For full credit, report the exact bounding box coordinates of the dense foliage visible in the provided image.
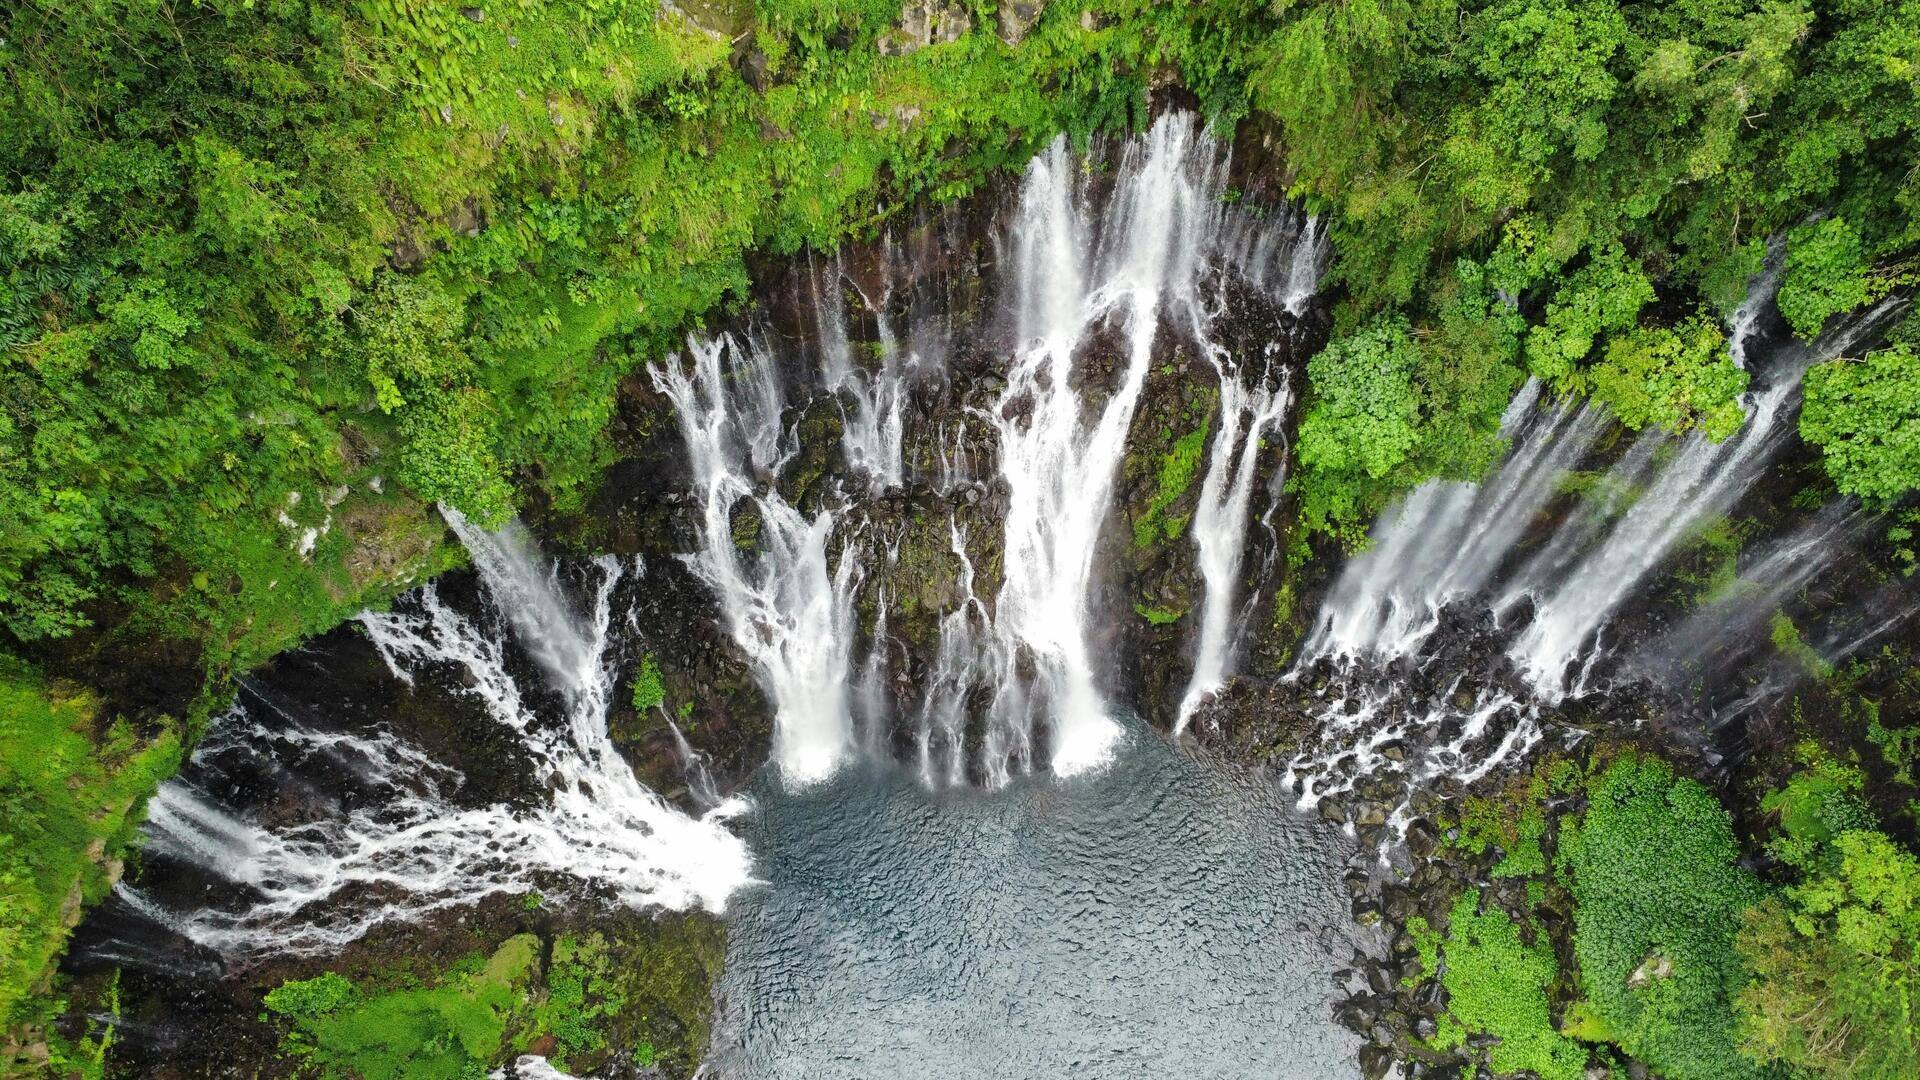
[6,0,1919,1070]
[1429,891,1588,1080]
[1801,341,1920,503]
[0,660,178,1033]
[1735,754,1920,1080]
[1559,755,1767,1080]
[1738,831,1920,1079]
[7,0,1916,664]
[1276,0,1920,538]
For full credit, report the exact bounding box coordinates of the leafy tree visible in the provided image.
[1525,244,1655,394]
[1295,315,1423,536]
[1780,218,1874,340]
[1737,831,1920,1080]
[1799,345,1920,502]
[1590,314,1747,440]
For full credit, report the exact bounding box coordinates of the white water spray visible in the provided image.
[653,336,861,785]
[123,516,751,954]
[1176,358,1292,731]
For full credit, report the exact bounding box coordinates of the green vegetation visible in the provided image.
[8,0,1915,655]
[265,936,540,1080]
[1800,343,1920,503]
[1447,762,1577,879]
[1132,417,1211,548]
[631,654,667,712]
[262,916,723,1079]
[1132,602,1185,626]
[0,660,179,1032]
[1402,914,1441,986]
[7,0,1920,1068]
[1428,892,1588,1080]
[1588,315,1746,440]
[1266,0,1920,539]
[1737,830,1920,1080]
[1559,754,1767,1080]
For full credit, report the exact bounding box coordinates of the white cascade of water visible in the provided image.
[916,518,991,786]
[1280,213,1329,316]
[1302,381,1610,661]
[652,334,862,785]
[124,524,751,955]
[812,255,906,489]
[1508,300,1904,697]
[981,111,1233,779]
[1727,235,1786,369]
[1176,355,1292,731]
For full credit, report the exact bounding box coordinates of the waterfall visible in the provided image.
[651,112,1324,786]
[812,255,906,489]
[1283,290,1907,821]
[119,517,751,955]
[982,112,1236,777]
[652,335,862,785]
[1727,235,1786,369]
[1302,381,1609,662]
[1507,299,1903,697]
[1175,359,1292,731]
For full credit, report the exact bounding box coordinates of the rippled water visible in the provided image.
[710,723,1363,1079]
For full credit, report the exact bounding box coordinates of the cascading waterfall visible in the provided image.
[1283,290,1909,818]
[652,335,862,785]
[1302,381,1611,662]
[117,514,751,955]
[980,112,1305,777]
[1507,300,1903,696]
[658,111,1320,787]
[812,254,907,489]
[1175,356,1293,731]
[1726,235,1786,369]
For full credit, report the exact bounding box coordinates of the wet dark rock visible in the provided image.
[1406,818,1440,859]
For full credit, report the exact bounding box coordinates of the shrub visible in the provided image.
[1590,314,1747,440]
[1559,754,1767,1080]
[1779,218,1872,340]
[1799,344,1920,503]
[1430,891,1589,1080]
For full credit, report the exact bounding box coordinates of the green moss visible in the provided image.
[1133,602,1186,626]
[527,935,620,1068]
[1132,417,1212,549]
[1770,612,1835,681]
[1403,914,1442,987]
[1447,762,1564,878]
[1760,746,1875,870]
[632,655,667,713]
[266,936,540,1080]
